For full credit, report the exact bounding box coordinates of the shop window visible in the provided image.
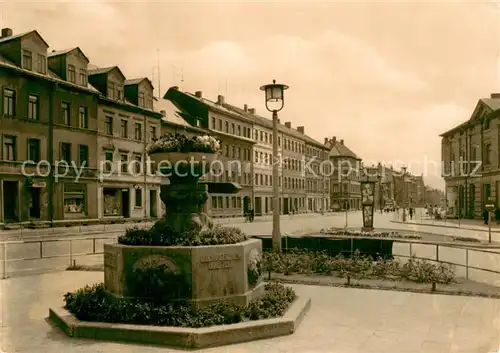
[103,188,121,216]
[135,188,142,207]
[64,184,86,215]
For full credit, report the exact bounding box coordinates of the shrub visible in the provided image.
[63,281,295,328]
[118,224,248,247]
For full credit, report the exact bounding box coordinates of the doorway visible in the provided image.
[149,190,157,218]
[121,190,130,218]
[255,197,262,216]
[283,198,289,214]
[3,181,18,222]
[29,187,41,219]
[243,196,250,215]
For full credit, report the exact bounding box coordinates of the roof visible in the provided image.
[48,47,89,63]
[154,97,196,128]
[0,54,100,94]
[0,30,49,47]
[440,96,500,137]
[165,88,326,148]
[325,139,360,159]
[124,77,153,88]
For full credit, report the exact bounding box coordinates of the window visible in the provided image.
[3,135,16,161]
[117,88,123,101]
[135,188,142,207]
[61,102,70,125]
[225,121,229,132]
[67,65,76,83]
[28,95,39,120]
[484,117,491,130]
[28,138,41,162]
[78,107,88,128]
[485,143,492,165]
[218,119,222,130]
[78,145,89,167]
[64,184,86,215]
[104,151,113,172]
[22,50,32,70]
[134,123,142,140]
[61,143,71,162]
[36,54,46,74]
[107,82,115,100]
[105,116,113,135]
[120,120,128,138]
[212,117,216,129]
[134,154,142,174]
[120,153,128,173]
[78,68,87,86]
[3,89,15,116]
[138,92,145,107]
[150,126,156,140]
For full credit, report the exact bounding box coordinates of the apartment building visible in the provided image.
[0,28,101,225]
[441,94,500,218]
[163,88,255,218]
[88,68,164,221]
[304,128,330,212]
[324,137,362,210]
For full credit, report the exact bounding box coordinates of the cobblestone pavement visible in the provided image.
[1,271,499,353]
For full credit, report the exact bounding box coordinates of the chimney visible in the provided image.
[297,126,304,134]
[340,139,344,145]
[332,136,337,143]
[195,91,202,98]
[248,108,255,114]
[160,110,166,117]
[1,28,12,38]
[491,93,500,99]
[285,122,291,128]
[324,137,329,144]
[171,86,179,90]
[217,95,225,105]
[244,104,248,112]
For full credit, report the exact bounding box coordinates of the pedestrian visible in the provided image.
[409,207,414,220]
[495,208,500,225]
[483,209,489,225]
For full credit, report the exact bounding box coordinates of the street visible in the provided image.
[1,211,500,286]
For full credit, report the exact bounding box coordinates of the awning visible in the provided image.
[201,182,243,194]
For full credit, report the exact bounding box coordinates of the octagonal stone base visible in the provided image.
[104,239,265,308]
[48,296,311,349]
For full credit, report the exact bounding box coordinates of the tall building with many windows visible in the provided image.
[0,28,101,225]
[441,94,500,218]
[164,88,255,218]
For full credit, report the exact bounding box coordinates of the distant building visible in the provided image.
[324,137,362,211]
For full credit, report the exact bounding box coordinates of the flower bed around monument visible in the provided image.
[320,228,422,240]
[63,281,296,328]
[146,133,220,155]
[263,249,456,286]
[118,224,248,246]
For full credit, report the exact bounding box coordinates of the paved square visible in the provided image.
[1,271,499,352]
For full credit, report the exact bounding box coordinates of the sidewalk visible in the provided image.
[392,216,500,233]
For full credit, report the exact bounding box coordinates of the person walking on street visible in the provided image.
[495,208,500,225]
[409,207,414,220]
[483,209,489,225]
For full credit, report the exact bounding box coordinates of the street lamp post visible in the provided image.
[377,162,383,214]
[402,166,407,222]
[260,80,289,253]
[486,196,495,244]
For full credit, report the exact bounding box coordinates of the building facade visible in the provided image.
[441,94,500,218]
[0,28,103,226]
[164,88,255,218]
[304,127,330,212]
[88,68,164,221]
[325,137,362,211]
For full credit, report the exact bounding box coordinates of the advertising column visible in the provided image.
[361,181,375,231]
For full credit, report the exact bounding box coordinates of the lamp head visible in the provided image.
[260,79,289,112]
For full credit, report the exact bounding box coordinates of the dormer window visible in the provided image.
[79,68,87,86]
[138,92,145,107]
[36,54,46,74]
[22,50,32,70]
[68,65,76,83]
[107,82,115,100]
[117,88,123,101]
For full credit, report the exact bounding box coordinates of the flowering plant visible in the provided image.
[146,133,220,155]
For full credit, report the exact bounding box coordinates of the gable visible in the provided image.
[22,30,49,49]
[468,100,491,123]
[68,47,89,63]
[109,66,126,82]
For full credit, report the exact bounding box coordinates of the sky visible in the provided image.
[2,0,500,189]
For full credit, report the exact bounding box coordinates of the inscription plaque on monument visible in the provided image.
[199,253,241,271]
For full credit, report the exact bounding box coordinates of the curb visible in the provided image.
[390,220,500,234]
